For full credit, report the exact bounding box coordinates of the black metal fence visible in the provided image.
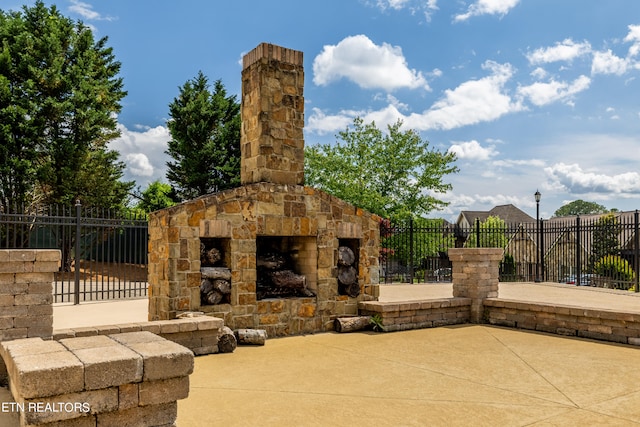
[380,212,640,292]
[0,202,148,303]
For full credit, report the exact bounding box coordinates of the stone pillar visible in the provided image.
[0,249,60,384]
[448,248,503,323]
[240,43,305,186]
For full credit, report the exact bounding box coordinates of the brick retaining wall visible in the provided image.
[484,299,640,345]
[358,298,471,332]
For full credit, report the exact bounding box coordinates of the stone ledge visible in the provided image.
[52,316,224,355]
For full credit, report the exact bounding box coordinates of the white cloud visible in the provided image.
[125,153,154,177]
[404,61,521,130]
[545,163,640,195]
[108,123,171,187]
[526,39,592,65]
[68,0,114,21]
[591,49,629,75]
[493,159,546,168]
[373,0,439,21]
[305,107,363,135]
[448,140,498,160]
[454,0,520,22]
[377,0,411,10]
[517,75,591,107]
[530,67,548,80]
[624,24,640,57]
[312,35,429,91]
[307,61,521,134]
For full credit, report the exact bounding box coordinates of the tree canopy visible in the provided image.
[165,72,240,201]
[304,117,458,220]
[553,200,608,217]
[133,180,176,213]
[0,1,131,211]
[465,216,509,249]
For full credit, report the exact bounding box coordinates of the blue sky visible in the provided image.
[7,0,640,220]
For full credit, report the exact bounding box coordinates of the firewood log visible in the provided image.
[334,316,371,333]
[340,281,361,298]
[338,266,357,286]
[218,326,237,353]
[200,278,214,294]
[212,279,231,294]
[338,246,356,266]
[202,290,223,305]
[269,269,306,289]
[201,247,222,265]
[235,328,267,345]
[257,253,287,270]
[201,267,231,281]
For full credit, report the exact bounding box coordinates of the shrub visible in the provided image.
[594,255,635,284]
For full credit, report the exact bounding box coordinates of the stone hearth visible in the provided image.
[147,43,380,336]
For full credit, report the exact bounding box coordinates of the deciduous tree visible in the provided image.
[304,117,458,220]
[553,200,608,217]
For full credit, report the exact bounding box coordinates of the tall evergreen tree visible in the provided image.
[0,1,131,211]
[166,72,240,201]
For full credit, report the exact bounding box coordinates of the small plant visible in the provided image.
[370,314,385,332]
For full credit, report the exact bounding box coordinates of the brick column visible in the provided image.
[0,249,60,384]
[448,248,503,323]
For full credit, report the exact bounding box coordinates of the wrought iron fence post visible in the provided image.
[74,199,81,305]
[635,210,639,293]
[540,219,545,281]
[475,218,480,248]
[575,215,581,286]
[409,217,414,284]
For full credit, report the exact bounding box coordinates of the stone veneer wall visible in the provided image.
[147,183,381,336]
[484,299,640,346]
[240,43,305,187]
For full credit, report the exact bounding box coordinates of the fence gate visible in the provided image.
[0,202,148,303]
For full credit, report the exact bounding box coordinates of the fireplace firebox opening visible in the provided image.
[256,236,317,300]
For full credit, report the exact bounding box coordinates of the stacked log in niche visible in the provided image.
[338,246,359,297]
[200,244,231,305]
[256,252,315,299]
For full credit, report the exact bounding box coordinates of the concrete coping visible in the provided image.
[359,298,472,313]
[52,316,224,340]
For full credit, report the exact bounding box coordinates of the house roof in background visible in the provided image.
[457,204,535,226]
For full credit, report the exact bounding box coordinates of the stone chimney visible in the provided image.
[240,43,305,186]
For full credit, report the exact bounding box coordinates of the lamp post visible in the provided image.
[534,190,542,283]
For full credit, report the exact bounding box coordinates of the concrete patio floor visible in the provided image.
[3,283,639,426]
[180,324,640,426]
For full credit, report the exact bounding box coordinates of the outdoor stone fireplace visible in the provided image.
[147,43,381,336]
